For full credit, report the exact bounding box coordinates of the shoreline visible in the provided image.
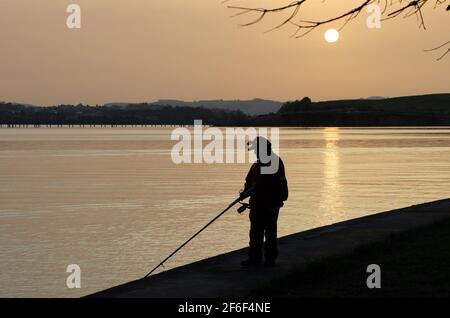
[88,198,450,298]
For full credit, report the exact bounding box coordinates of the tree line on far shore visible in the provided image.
[1,93,449,127]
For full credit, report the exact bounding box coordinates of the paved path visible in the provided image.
[88,198,450,298]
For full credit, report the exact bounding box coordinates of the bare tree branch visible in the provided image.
[425,41,450,60]
[227,0,449,59]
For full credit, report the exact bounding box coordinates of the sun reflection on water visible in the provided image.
[320,128,345,223]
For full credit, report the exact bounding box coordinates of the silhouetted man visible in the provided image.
[241,137,288,267]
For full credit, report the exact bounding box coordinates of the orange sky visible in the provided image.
[0,0,449,105]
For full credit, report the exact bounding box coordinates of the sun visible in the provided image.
[324,29,340,43]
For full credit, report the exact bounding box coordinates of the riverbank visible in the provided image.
[88,198,450,298]
[251,216,450,297]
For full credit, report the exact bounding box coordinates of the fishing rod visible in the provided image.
[144,186,254,278]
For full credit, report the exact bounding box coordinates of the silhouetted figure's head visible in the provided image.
[248,136,272,162]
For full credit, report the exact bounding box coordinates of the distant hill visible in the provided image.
[261,93,450,126]
[149,98,283,115]
[2,93,450,126]
[278,94,450,113]
[364,96,386,100]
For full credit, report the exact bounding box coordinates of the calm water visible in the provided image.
[1,127,450,297]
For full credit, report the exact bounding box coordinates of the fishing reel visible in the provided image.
[237,202,250,214]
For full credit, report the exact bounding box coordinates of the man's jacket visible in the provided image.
[244,156,288,209]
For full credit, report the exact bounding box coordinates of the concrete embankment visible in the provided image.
[88,198,450,298]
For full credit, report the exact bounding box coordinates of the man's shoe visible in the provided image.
[240,259,262,267]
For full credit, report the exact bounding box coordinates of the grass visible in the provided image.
[250,217,450,297]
